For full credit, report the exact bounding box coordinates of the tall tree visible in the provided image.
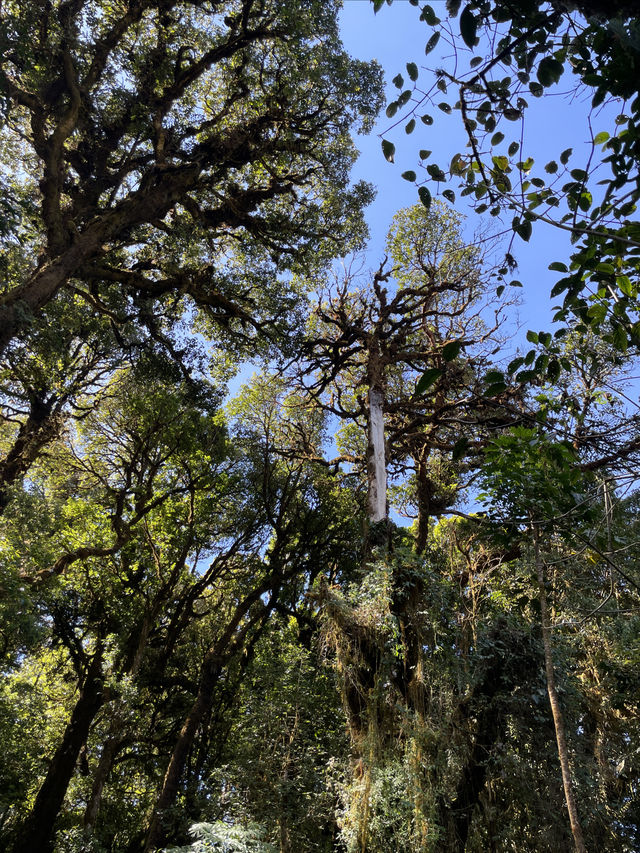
[0,0,382,353]
[299,202,519,549]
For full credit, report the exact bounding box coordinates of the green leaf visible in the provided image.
[526,330,539,343]
[438,102,452,113]
[547,359,561,382]
[427,164,446,181]
[508,141,519,156]
[612,324,628,351]
[425,31,441,55]
[385,101,398,118]
[459,5,477,48]
[419,149,431,159]
[484,370,505,384]
[515,219,532,241]
[545,160,558,173]
[382,139,395,163]
[406,62,419,81]
[548,262,568,272]
[560,147,572,165]
[578,191,592,211]
[415,367,442,394]
[442,189,456,202]
[405,118,416,134]
[450,153,466,175]
[550,274,572,297]
[593,130,609,145]
[491,131,505,145]
[503,108,521,121]
[537,57,564,87]
[617,274,634,296]
[587,303,607,325]
[420,4,439,25]
[442,340,463,360]
[421,113,434,125]
[401,170,417,182]
[392,73,404,89]
[418,186,432,209]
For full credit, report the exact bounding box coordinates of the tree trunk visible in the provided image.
[144,650,222,852]
[367,385,387,524]
[365,329,388,549]
[144,581,279,851]
[415,449,431,553]
[83,610,154,836]
[0,401,62,512]
[534,530,587,853]
[83,730,125,837]
[11,649,105,853]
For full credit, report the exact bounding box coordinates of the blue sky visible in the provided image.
[338,0,615,355]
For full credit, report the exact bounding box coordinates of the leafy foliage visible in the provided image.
[380,0,640,353]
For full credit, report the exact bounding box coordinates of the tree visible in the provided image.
[0,0,382,354]
[377,0,640,358]
[299,201,520,549]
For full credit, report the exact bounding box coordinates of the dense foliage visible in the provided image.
[1,2,639,852]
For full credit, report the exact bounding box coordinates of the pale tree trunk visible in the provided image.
[366,330,387,529]
[367,386,387,524]
[534,528,587,853]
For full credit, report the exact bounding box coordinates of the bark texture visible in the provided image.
[367,386,387,524]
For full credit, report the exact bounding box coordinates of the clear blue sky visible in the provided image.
[338,0,613,355]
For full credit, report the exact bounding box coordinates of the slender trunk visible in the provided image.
[144,650,222,852]
[365,330,387,530]
[534,529,587,853]
[415,449,430,553]
[82,613,154,835]
[144,582,279,851]
[367,385,387,524]
[11,650,104,853]
[83,731,124,836]
[279,759,290,853]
